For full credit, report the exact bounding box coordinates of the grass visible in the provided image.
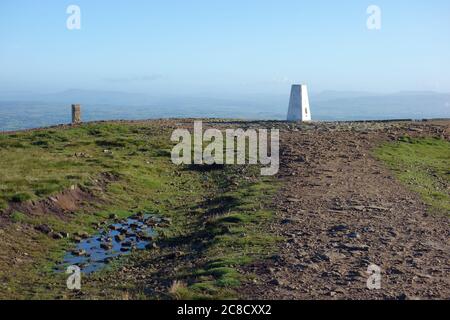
[0,123,184,208]
[0,121,280,300]
[374,136,450,214]
[10,211,27,223]
[0,122,208,299]
[167,165,280,300]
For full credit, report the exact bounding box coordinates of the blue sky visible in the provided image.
[1,0,449,96]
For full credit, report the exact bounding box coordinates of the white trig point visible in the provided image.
[287,84,312,122]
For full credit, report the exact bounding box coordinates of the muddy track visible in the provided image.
[241,121,450,300]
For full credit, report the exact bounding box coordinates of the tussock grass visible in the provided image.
[375,137,450,214]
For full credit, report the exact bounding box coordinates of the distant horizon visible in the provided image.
[1,88,449,131]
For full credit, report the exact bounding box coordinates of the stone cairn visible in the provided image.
[71,104,81,124]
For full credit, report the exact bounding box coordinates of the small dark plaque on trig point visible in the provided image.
[71,104,81,124]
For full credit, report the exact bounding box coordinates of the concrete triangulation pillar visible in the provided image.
[71,104,81,124]
[287,84,312,122]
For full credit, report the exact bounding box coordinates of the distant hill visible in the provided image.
[0,89,449,130]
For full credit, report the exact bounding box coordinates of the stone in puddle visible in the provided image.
[122,241,132,247]
[137,233,153,241]
[115,234,125,242]
[72,249,87,256]
[100,242,113,250]
[144,218,158,226]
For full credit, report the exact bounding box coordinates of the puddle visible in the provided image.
[57,214,160,274]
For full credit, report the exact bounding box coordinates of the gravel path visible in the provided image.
[242,121,450,300]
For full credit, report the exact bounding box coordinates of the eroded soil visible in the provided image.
[241,120,450,299]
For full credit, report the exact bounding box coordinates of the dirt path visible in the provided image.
[242,121,450,300]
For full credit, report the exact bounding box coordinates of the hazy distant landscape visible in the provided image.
[0,90,449,131]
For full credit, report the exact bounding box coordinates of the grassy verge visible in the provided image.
[374,136,450,214]
[0,122,279,299]
[168,165,280,299]
[0,122,207,298]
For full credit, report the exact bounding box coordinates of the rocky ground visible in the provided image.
[240,120,450,299]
